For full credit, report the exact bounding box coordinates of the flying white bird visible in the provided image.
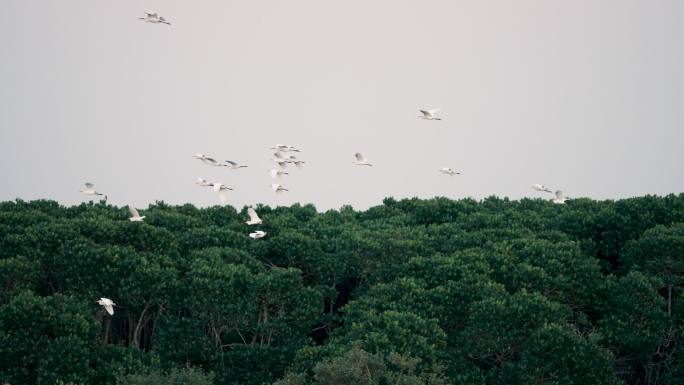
[195,178,214,187]
[272,152,294,168]
[97,298,116,315]
[213,183,233,203]
[272,158,289,168]
[288,159,306,168]
[80,183,107,200]
[271,184,289,193]
[552,190,568,204]
[270,169,289,178]
[439,167,460,176]
[249,230,267,239]
[419,109,442,120]
[270,144,299,152]
[139,12,171,25]
[532,184,553,193]
[245,207,263,225]
[353,153,372,166]
[193,153,224,167]
[128,206,145,222]
[224,160,248,169]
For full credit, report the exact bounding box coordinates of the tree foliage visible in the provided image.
[0,195,683,384]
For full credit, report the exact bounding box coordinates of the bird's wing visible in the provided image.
[128,206,140,218]
[104,304,114,315]
[247,207,260,221]
[270,169,278,178]
[85,183,94,189]
[224,160,237,167]
[427,108,440,115]
[218,190,228,203]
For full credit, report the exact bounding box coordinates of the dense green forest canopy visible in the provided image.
[1,195,684,385]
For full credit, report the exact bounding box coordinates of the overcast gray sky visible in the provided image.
[1,0,683,211]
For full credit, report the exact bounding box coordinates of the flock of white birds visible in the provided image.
[84,12,569,317]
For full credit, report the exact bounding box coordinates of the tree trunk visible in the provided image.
[128,316,134,344]
[102,317,111,347]
[131,303,150,348]
[149,306,163,349]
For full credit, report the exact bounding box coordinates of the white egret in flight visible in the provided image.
[195,178,214,187]
[139,12,171,25]
[128,206,145,222]
[552,190,568,204]
[419,109,442,120]
[271,184,289,193]
[270,144,299,152]
[213,183,233,203]
[80,183,107,200]
[224,160,248,169]
[97,298,116,315]
[439,167,460,176]
[270,169,288,178]
[353,153,372,166]
[245,207,262,225]
[192,153,223,167]
[532,184,553,193]
[249,230,267,239]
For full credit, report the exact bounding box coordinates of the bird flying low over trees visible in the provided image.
[97,297,116,315]
[245,207,262,225]
[80,183,107,201]
[128,206,145,222]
